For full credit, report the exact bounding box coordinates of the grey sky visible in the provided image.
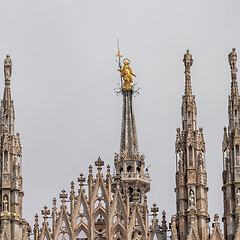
[0,0,239,230]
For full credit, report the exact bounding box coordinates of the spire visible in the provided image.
[181,50,197,131]
[0,55,30,239]
[222,48,240,240]
[119,89,139,160]
[117,51,139,160]
[174,50,209,240]
[114,50,150,208]
[228,48,239,130]
[1,55,14,136]
[183,49,193,96]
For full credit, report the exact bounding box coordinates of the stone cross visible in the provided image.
[151,203,159,218]
[60,189,68,204]
[78,173,86,188]
[95,156,104,172]
[41,205,50,221]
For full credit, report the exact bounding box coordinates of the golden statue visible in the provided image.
[118,58,136,90]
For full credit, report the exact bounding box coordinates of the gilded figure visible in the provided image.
[118,58,136,90]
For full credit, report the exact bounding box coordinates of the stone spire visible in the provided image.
[181,50,197,131]
[113,53,150,237]
[0,55,30,240]
[222,48,240,240]
[119,89,139,160]
[174,50,210,240]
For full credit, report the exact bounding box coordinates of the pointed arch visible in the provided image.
[211,224,225,240]
[128,206,146,239]
[72,190,90,228]
[74,222,90,239]
[91,176,109,210]
[186,225,200,240]
[54,206,73,240]
[110,189,127,226]
[39,222,52,240]
[111,222,127,240]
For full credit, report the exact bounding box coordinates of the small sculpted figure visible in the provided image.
[237,153,240,165]
[183,49,193,73]
[118,59,136,90]
[4,55,12,80]
[189,189,195,208]
[229,48,238,71]
[237,188,240,206]
[3,196,8,212]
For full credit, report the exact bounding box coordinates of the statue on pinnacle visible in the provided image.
[118,58,136,90]
[228,48,238,72]
[4,54,12,80]
[183,49,193,74]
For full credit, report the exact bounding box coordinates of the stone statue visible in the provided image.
[237,153,240,165]
[228,48,238,72]
[118,59,136,90]
[237,188,240,206]
[3,196,8,212]
[183,50,193,73]
[4,55,12,80]
[189,189,195,209]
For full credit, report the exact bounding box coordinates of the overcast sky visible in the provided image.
[0,0,240,231]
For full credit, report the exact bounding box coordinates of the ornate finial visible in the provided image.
[114,173,121,187]
[59,189,68,204]
[34,214,39,228]
[214,214,219,225]
[78,173,86,188]
[114,153,119,163]
[95,156,104,172]
[107,164,111,176]
[162,210,167,231]
[41,205,50,221]
[52,198,57,212]
[183,49,193,74]
[229,48,238,73]
[151,203,159,218]
[89,165,93,174]
[118,57,136,91]
[4,55,12,83]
